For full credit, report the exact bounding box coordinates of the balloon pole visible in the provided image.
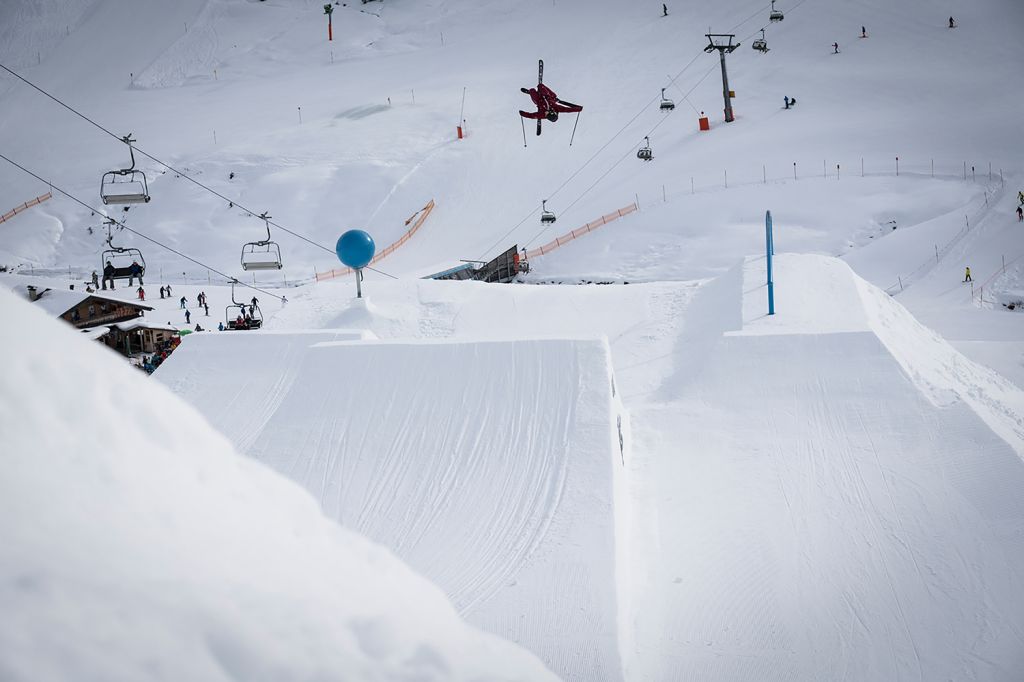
[356,269,363,298]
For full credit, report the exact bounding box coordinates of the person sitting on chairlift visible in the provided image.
[102,261,116,290]
[128,260,143,287]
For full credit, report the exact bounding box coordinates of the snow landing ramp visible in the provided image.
[158,332,625,680]
[626,254,1024,681]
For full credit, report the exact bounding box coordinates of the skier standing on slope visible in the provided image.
[1016,206,1022,221]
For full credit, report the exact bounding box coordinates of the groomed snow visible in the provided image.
[157,331,627,680]
[0,286,558,682]
[3,0,1024,678]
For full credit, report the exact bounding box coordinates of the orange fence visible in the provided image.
[524,202,637,259]
[0,192,52,224]
[315,199,435,282]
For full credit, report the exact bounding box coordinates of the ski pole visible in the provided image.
[520,116,527,147]
[569,111,580,146]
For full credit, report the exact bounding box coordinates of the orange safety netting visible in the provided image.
[315,199,435,282]
[524,202,637,260]
[0,192,52,224]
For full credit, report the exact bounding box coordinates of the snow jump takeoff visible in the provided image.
[519,60,583,136]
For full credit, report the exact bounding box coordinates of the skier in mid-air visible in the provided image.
[519,60,583,136]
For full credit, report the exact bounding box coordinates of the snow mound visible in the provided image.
[156,331,626,681]
[739,252,1024,457]
[0,287,558,682]
[626,253,1024,680]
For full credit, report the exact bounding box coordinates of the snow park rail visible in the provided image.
[315,200,434,282]
[524,202,637,260]
[0,192,52,224]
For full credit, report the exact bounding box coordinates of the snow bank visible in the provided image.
[0,287,558,682]
[156,331,625,681]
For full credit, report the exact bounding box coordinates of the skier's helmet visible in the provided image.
[546,111,559,122]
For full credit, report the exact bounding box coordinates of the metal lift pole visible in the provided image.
[719,50,734,122]
[705,34,739,123]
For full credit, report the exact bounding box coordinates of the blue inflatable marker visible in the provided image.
[335,230,375,298]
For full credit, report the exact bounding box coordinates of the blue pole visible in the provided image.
[766,210,775,315]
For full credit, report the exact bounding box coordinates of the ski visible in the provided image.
[537,59,544,136]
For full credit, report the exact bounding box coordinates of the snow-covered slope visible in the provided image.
[627,254,1024,680]
[157,331,627,680]
[4,0,1024,679]
[0,286,558,682]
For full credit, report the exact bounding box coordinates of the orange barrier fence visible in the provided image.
[524,202,637,259]
[0,192,52,224]
[315,199,435,282]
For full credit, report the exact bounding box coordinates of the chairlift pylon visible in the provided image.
[637,136,653,161]
[659,88,676,111]
[540,200,557,224]
[240,211,283,271]
[100,218,146,285]
[225,278,263,330]
[100,135,151,205]
[769,0,784,22]
[752,28,769,52]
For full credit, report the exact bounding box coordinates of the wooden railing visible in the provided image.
[315,199,435,282]
[524,202,637,259]
[0,192,52,224]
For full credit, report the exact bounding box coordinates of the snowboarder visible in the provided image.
[964,266,972,282]
[137,286,145,301]
[185,309,191,323]
[948,16,956,28]
[519,60,583,136]
[1017,206,1023,221]
[833,42,840,53]
[662,3,668,17]
[166,284,172,296]
[1017,190,1023,204]
[195,324,203,332]
[127,260,143,287]
[784,95,790,109]
[861,26,867,38]
[180,296,187,309]
[204,302,210,316]
[102,261,115,290]
[281,295,288,306]
[90,271,99,289]
[159,285,165,299]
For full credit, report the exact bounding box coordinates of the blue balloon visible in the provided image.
[335,230,375,269]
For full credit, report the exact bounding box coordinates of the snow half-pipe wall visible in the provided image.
[158,333,625,681]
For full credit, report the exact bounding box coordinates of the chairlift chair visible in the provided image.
[659,88,676,111]
[100,219,146,282]
[637,137,653,161]
[752,29,769,52]
[240,212,283,271]
[100,135,151,205]
[769,0,784,22]
[225,279,263,330]
[540,200,557,224]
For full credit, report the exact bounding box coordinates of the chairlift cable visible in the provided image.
[0,61,401,278]
[0,152,285,301]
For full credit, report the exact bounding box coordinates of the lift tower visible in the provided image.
[704,34,740,123]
